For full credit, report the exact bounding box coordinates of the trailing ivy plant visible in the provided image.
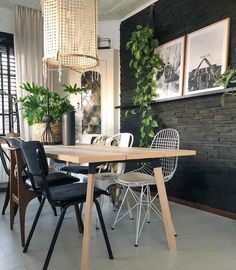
[125,25,163,147]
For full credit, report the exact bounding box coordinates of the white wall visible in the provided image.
[0,4,121,50]
[99,20,120,50]
[0,5,14,33]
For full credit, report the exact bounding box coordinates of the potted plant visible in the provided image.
[18,82,85,142]
[125,25,163,147]
[216,67,236,106]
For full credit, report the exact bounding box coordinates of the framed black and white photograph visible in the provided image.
[184,18,230,95]
[154,36,185,100]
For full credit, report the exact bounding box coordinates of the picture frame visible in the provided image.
[154,36,185,100]
[184,18,230,95]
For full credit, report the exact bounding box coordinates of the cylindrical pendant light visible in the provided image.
[41,0,99,72]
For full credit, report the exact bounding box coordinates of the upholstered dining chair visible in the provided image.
[21,141,113,270]
[61,133,134,229]
[112,128,179,246]
[59,135,108,176]
[94,133,134,208]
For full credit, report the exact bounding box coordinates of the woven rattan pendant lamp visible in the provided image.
[41,0,99,74]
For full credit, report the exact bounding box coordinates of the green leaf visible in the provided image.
[148,130,155,138]
[151,120,158,127]
[129,59,134,68]
[141,119,147,125]
[230,78,236,83]
[142,110,147,118]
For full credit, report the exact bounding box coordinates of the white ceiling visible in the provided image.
[0,0,157,20]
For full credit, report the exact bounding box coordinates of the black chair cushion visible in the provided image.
[60,165,109,174]
[60,165,90,174]
[25,172,79,189]
[46,182,109,203]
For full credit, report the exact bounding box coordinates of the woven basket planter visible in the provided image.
[32,123,62,144]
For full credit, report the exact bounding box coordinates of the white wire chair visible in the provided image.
[112,128,179,246]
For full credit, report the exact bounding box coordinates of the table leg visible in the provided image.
[154,167,176,251]
[80,173,95,270]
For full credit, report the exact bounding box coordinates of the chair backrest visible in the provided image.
[0,137,10,176]
[106,133,134,148]
[151,128,179,182]
[93,135,108,146]
[8,137,23,148]
[8,137,29,176]
[106,133,134,174]
[20,141,50,192]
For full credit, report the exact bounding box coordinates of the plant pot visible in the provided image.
[32,123,62,144]
[62,111,75,145]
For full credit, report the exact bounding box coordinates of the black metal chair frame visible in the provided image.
[21,141,113,270]
[0,136,11,215]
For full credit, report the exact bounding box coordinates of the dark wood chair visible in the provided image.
[8,138,79,247]
[9,145,38,247]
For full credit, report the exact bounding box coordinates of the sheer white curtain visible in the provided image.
[14,5,43,140]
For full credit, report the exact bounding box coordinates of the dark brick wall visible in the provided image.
[120,0,236,213]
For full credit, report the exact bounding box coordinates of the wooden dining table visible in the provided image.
[44,144,196,270]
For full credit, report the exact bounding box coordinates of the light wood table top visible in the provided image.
[45,144,196,163]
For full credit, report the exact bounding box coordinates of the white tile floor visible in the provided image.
[0,192,236,270]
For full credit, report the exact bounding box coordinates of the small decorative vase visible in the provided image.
[62,111,75,145]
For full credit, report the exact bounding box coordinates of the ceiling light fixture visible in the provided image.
[41,0,99,78]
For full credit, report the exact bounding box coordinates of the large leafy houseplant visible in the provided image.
[125,25,163,147]
[18,82,85,125]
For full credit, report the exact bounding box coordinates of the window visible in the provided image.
[81,71,101,134]
[0,32,19,135]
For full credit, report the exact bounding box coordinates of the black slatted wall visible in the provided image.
[120,0,236,214]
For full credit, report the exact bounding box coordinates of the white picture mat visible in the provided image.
[154,36,185,99]
[184,18,230,95]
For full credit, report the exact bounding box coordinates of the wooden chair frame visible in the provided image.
[9,147,38,247]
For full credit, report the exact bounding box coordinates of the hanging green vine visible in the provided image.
[125,25,163,147]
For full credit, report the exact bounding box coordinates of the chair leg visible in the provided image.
[146,186,151,223]
[112,186,130,229]
[23,197,46,253]
[150,198,177,237]
[94,199,113,260]
[79,203,83,213]
[43,205,69,270]
[125,188,133,220]
[95,196,103,230]
[74,204,84,234]
[10,201,18,230]
[2,181,10,215]
[19,203,27,247]
[14,204,18,217]
[135,186,144,247]
[51,205,57,216]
